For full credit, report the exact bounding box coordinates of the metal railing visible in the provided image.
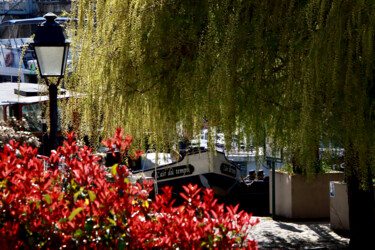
[0,0,33,15]
[36,0,72,2]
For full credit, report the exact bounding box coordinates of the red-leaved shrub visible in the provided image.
[0,127,259,249]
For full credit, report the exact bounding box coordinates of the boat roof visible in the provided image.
[0,17,71,27]
[0,82,72,106]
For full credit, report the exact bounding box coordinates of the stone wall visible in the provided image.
[270,171,345,219]
[330,182,375,232]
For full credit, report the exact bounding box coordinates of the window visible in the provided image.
[22,103,43,132]
[0,75,11,82]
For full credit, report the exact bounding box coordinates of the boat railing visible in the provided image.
[0,38,35,69]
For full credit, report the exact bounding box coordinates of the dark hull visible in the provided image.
[150,173,270,216]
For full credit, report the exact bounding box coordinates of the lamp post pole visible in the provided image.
[32,12,70,151]
[48,80,58,151]
[272,158,276,220]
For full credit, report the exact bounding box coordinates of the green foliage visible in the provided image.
[281,161,335,175]
[280,164,294,175]
[63,1,375,185]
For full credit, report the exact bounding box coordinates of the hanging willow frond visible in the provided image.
[62,0,375,182]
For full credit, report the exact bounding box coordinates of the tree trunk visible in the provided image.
[346,146,375,249]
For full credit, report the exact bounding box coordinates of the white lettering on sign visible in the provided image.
[152,165,195,180]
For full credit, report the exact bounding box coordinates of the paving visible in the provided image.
[249,217,349,249]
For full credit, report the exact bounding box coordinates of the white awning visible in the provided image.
[0,82,72,106]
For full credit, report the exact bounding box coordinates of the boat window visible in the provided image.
[141,153,173,170]
[0,75,11,82]
[25,74,38,83]
[0,106,3,121]
[6,106,9,120]
[11,76,19,82]
[22,104,63,133]
[22,103,43,132]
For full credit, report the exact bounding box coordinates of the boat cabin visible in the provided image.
[0,82,72,152]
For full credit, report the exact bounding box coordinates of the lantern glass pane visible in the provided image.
[63,46,69,74]
[35,46,66,77]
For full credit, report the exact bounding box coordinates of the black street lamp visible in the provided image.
[32,12,70,151]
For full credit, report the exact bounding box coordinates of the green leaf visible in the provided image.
[208,235,213,245]
[74,228,84,238]
[0,180,7,188]
[85,220,94,233]
[58,218,68,223]
[214,235,221,242]
[112,164,118,176]
[71,179,77,190]
[69,207,83,221]
[73,191,80,203]
[74,187,84,202]
[88,190,96,202]
[44,194,51,204]
[36,200,40,209]
[107,217,116,225]
[142,200,149,208]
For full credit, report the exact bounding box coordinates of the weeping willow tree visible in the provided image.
[63,0,375,247]
[63,1,211,151]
